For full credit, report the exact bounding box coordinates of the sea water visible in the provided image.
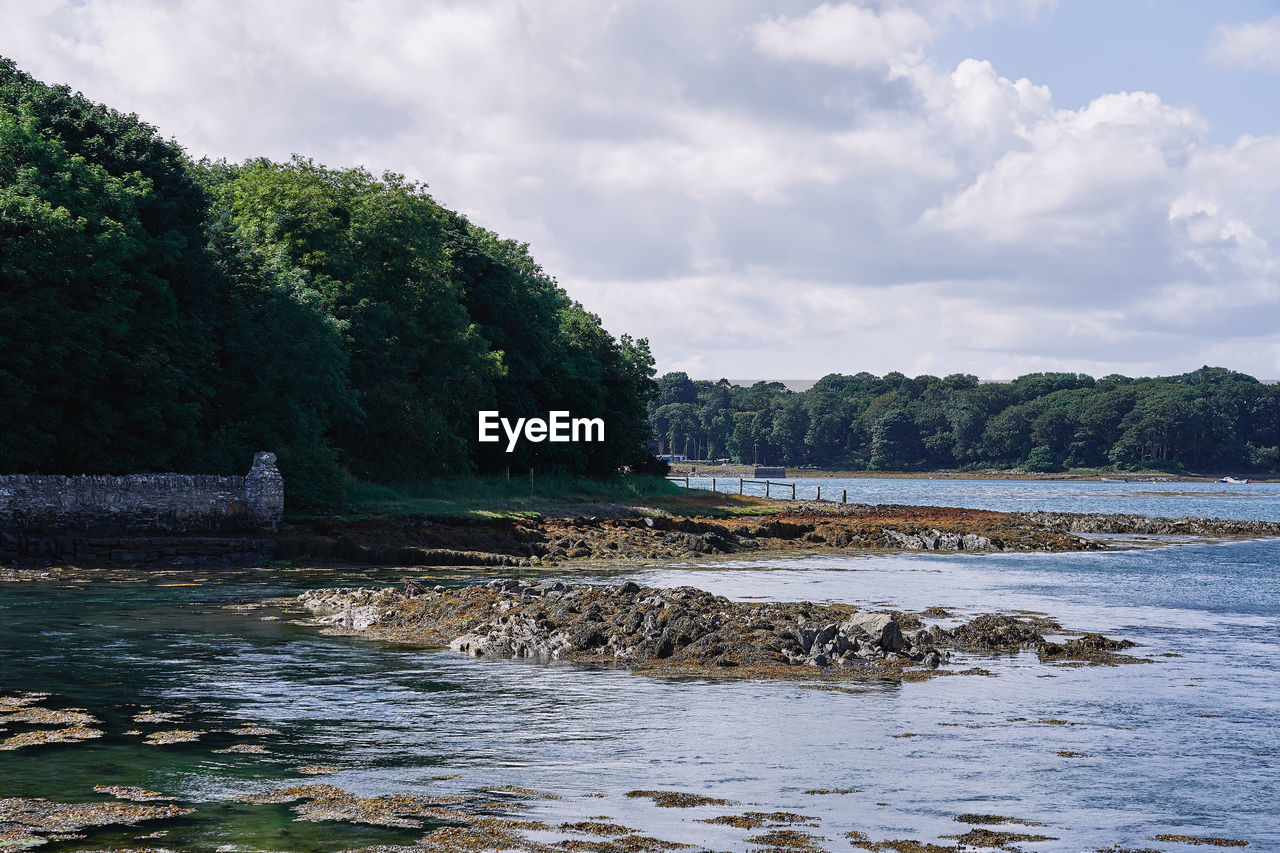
[2,489,1278,851]
[694,475,1280,521]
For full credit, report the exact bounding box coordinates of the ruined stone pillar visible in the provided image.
[244,452,284,527]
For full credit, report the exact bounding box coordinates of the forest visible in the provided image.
[0,58,658,507]
[650,368,1280,474]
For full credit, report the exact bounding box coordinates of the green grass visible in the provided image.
[284,473,785,521]
[295,474,681,520]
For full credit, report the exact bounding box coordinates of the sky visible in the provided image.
[3,0,1280,381]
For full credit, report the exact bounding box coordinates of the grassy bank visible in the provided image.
[295,474,779,521]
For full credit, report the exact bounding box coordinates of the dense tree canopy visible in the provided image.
[0,58,658,506]
[650,368,1280,474]
[0,79,214,475]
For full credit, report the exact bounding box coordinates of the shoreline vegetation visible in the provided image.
[0,57,659,512]
[649,369,1280,480]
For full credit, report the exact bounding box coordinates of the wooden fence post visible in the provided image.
[842,489,847,503]
[739,478,743,495]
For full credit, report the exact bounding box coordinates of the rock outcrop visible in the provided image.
[271,505,1097,570]
[295,579,1138,679]
[1020,510,1280,538]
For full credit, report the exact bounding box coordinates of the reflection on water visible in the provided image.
[2,529,1279,849]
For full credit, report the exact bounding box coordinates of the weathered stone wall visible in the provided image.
[0,453,284,534]
[243,451,286,526]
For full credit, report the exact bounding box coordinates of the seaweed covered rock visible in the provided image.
[1038,633,1138,664]
[295,580,1140,679]
[297,580,949,678]
[933,615,1141,665]
[938,614,1050,653]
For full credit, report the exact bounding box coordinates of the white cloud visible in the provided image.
[921,90,1205,245]
[930,59,1052,158]
[575,111,850,203]
[1205,15,1280,71]
[931,0,1057,28]
[752,3,933,69]
[748,0,1056,71]
[0,0,1277,380]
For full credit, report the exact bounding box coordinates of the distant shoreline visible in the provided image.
[667,465,1273,483]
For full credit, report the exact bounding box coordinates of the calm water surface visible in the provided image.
[691,475,1280,521]
[2,484,1278,851]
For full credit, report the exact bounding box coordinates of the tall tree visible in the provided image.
[0,103,209,473]
[219,158,498,481]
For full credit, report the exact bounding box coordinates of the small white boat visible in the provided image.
[1220,476,1251,484]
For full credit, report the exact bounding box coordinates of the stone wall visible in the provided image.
[0,453,284,534]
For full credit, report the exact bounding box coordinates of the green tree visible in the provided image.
[769,397,810,465]
[1,56,662,503]
[653,371,699,408]
[220,157,498,481]
[198,211,357,506]
[662,403,699,459]
[1030,407,1074,455]
[646,368,1280,476]
[0,106,207,473]
[870,410,922,470]
[980,406,1033,465]
[1024,445,1062,473]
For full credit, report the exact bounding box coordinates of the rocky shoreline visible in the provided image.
[6,504,1279,572]
[272,505,1280,568]
[270,504,1097,569]
[292,579,1139,681]
[1017,509,1280,537]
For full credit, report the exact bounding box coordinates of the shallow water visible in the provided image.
[2,507,1279,850]
[691,475,1280,520]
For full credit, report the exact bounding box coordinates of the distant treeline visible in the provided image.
[0,58,658,507]
[651,369,1280,473]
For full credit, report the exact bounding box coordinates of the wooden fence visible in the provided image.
[665,477,848,504]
